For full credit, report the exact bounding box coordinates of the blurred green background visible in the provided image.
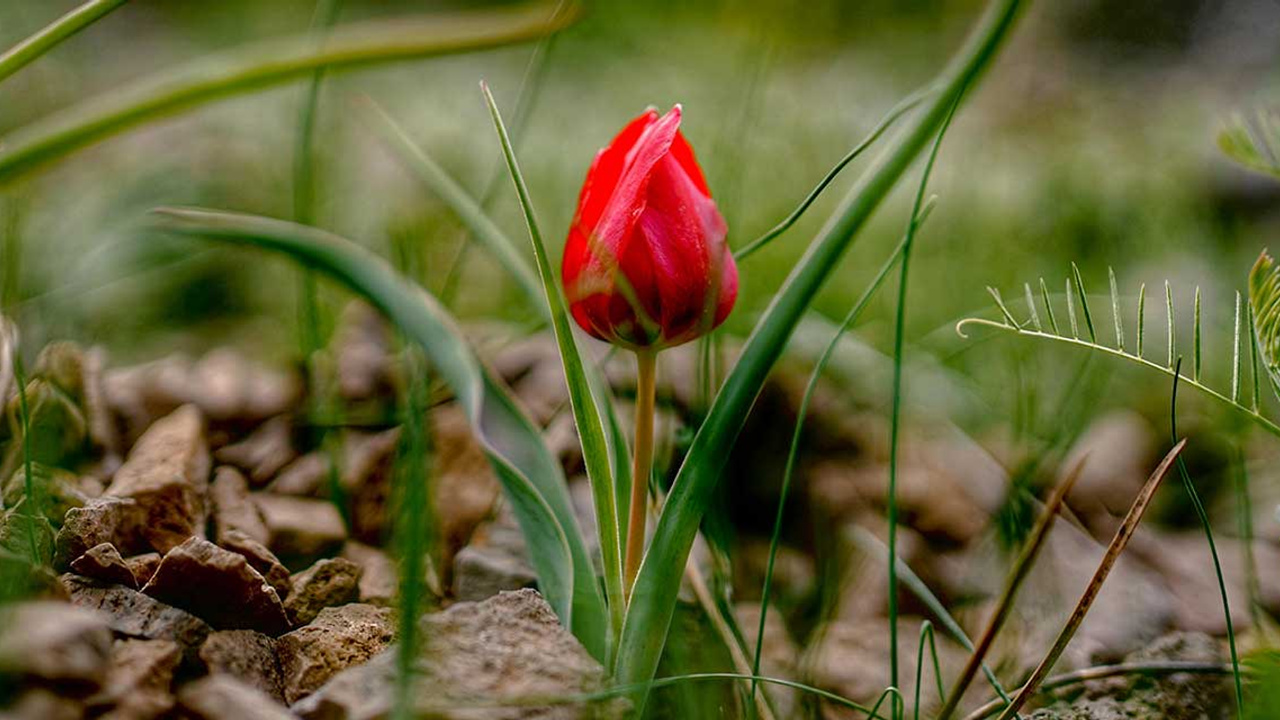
[3,0,1280,459]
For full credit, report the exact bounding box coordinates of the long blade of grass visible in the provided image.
[1166,280,1176,369]
[750,201,936,710]
[1070,263,1095,342]
[914,622,946,720]
[1168,360,1244,717]
[1136,283,1146,357]
[149,206,608,659]
[616,0,1026,703]
[1109,267,1123,351]
[733,87,934,261]
[992,437,1187,720]
[481,82,626,655]
[1038,278,1058,335]
[1234,291,1243,403]
[888,88,963,702]
[935,459,1085,720]
[363,99,543,309]
[1194,287,1203,381]
[1023,283,1041,332]
[0,2,575,184]
[0,0,129,84]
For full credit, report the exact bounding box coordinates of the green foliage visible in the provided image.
[150,207,609,660]
[1248,250,1280,402]
[0,0,129,85]
[1219,109,1280,179]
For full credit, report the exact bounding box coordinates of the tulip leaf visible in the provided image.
[614,0,1027,705]
[148,207,608,661]
[481,82,628,653]
[0,1,575,185]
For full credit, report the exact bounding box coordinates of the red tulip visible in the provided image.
[561,105,737,350]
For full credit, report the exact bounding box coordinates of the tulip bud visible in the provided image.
[561,106,738,350]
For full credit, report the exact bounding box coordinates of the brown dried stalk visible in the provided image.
[990,438,1187,720]
[934,456,1088,720]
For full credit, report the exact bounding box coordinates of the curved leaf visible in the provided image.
[1249,249,1280,403]
[149,207,608,660]
[0,0,130,85]
[0,1,574,185]
[1219,110,1280,179]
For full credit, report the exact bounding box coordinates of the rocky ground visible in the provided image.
[0,302,1263,718]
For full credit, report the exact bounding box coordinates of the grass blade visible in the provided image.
[149,206,608,659]
[1233,291,1243,404]
[616,0,1026,704]
[1023,283,1041,332]
[733,87,933,261]
[1168,360,1244,717]
[1136,283,1146,358]
[363,100,543,308]
[1109,267,1123,351]
[988,287,1019,326]
[935,459,1085,720]
[993,438,1188,720]
[1194,286,1203,381]
[483,82,626,653]
[1070,262,1096,342]
[1065,278,1079,339]
[1166,280,1176,369]
[1038,278,1058,335]
[0,0,129,84]
[0,2,574,184]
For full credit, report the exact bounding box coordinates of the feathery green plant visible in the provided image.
[957,264,1280,439]
[1219,108,1280,179]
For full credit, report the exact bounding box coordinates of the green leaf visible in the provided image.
[0,2,574,185]
[1249,249,1280,404]
[614,0,1026,702]
[0,0,129,85]
[149,207,608,660]
[481,82,626,655]
[1219,110,1280,179]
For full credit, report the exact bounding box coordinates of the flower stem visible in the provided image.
[625,349,657,597]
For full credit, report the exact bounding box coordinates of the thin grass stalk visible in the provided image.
[1233,443,1263,631]
[626,351,656,596]
[0,0,129,84]
[934,459,1085,720]
[992,438,1187,720]
[1038,278,1058,335]
[961,662,1235,720]
[1251,303,1263,411]
[1136,283,1146,358]
[615,0,1026,702]
[1109,267,1123,350]
[749,204,934,712]
[734,87,933,261]
[1194,287,1203,380]
[1166,281,1176,368]
[1168,361,1244,717]
[913,621,945,720]
[0,2,574,185]
[887,91,963,710]
[394,349,433,720]
[1233,292,1243,403]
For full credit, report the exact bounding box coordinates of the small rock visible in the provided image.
[70,543,137,588]
[268,453,328,497]
[339,542,395,606]
[452,507,535,602]
[277,604,394,704]
[123,553,162,587]
[86,638,181,720]
[338,429,399,545]
[0,601,112,694]
[3,687,85,720]
[253,494,346,568]
[142,537,289,635]
[200,630,285,703]
[177,674,298,720]
[218,529,292,601]
[285,558,362,626]
[104,405,211,554]
[433,406,500,563]
[1063,411,1158,519]
[55,497,145,568]
[209,467,270,546]
[62,574,212,663]
[333,301,396,403]
[215,417,297,487]
[293,589,617,720]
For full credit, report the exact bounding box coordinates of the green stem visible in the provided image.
[625,350,657,598]
[0,0,129,85]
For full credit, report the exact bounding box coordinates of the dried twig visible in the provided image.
[935,456,1088,719]
[991,438,1187,720]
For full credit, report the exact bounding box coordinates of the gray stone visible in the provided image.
[253,494,346,568]
[62,574,212,662]
[199,630,285,703]
[215,417,297,487]
[70,543,137,588]
[209,466,270,546]
[141,537,289,635]
[85,638,181,720]
[0,601,112,694]
[285,558,361,626]
[339,542,395,606]
[277,604,394,705]
[293,589,620,720]
[218,529,292,601]
[177,674,298,720]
